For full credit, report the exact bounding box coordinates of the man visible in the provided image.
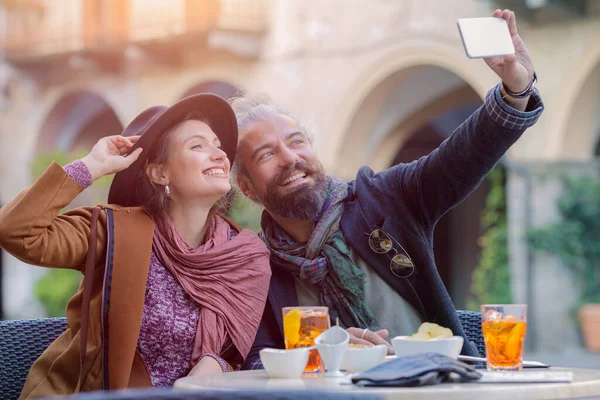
[232,9,543,369]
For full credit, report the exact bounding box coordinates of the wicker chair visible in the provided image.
[457,310,485,357]
[0,317,67,400]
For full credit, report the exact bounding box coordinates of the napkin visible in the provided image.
[351,352,482,387]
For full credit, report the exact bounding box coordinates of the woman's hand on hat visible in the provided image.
[81,135,142,181]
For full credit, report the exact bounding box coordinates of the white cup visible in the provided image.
[315,326,350,377]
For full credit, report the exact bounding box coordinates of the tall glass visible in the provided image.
[282,306,330,373]
[481,304,528,371]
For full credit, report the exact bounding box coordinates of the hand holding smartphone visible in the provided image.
[457,17,515,59]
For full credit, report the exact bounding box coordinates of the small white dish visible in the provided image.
[259,347,309,379]
[341,344,387,373]
[391,335,464,359]
[315,326,350,377]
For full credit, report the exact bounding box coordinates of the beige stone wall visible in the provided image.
[4,0,599,197]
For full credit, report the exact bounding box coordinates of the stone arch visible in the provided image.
[548,42,600,160]
[386,95,485,309]
[330,43,493,177]
[588,63,600,158]
[370,85,482,172]
[36,91,123,152]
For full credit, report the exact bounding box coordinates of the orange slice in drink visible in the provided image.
[283,308,303,346]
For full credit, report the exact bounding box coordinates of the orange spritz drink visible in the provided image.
[282,306,329,372]
[481,304,528,371]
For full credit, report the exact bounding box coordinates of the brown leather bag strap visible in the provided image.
[77,206,101,392]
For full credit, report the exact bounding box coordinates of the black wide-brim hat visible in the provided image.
[108,93,238,207]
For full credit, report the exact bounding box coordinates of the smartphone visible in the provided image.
[457,17,515,59]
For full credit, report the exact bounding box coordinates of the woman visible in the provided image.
[0,94,271,398]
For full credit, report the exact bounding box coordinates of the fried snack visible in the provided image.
[409,322,453,340]
[348,343,370,348]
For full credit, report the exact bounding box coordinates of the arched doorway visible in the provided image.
[37,91,123,152]
[338,64,492,308]
[391,102,489,309]
[558,58,600,160]
[592,63,600,157]
[36,91,123,208]
[24,91,124,318]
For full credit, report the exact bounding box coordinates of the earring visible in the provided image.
[165,184,170,197]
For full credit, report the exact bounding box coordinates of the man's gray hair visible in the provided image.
[229,92,314,181]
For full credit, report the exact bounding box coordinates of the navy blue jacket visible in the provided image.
[242,86,544,369]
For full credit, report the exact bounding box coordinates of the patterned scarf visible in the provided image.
[260,177,376,329]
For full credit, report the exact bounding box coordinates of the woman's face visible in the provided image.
[160,119,231,205]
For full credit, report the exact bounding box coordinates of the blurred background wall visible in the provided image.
[0,0,599,355]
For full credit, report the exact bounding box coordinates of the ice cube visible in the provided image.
[486,309,503,321]
[299,313,317,341]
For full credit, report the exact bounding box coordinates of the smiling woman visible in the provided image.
[138,111,233,242]
[0,94,272,398]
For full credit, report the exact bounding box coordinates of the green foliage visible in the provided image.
[31,148,114,194]
[31,149,111,317]
[34,269,81,317]
[227,193,262,232]
[528,177,600,309]
[30,149,81,175]
[467,166,513,311]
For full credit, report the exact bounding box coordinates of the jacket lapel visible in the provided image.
[268,268,299,336]
[105,207,154,389]
[340,202,427,319]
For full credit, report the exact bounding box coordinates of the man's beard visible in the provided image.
[258,161,328,220]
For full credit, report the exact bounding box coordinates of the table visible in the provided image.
[174,368,600,400]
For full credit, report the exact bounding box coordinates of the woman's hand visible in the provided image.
[81,135,142,181]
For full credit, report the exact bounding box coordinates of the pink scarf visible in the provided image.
[152,213,271,366]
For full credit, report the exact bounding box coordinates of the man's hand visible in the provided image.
[484,9,535,103]
[347,327,394,355]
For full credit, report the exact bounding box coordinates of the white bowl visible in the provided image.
[391,335,464,359]
[259,348,309,379]
[341,344,387,373]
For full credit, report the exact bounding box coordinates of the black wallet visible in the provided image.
[351,352,482,387]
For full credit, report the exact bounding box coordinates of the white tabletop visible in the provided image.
[174,368,600,400]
